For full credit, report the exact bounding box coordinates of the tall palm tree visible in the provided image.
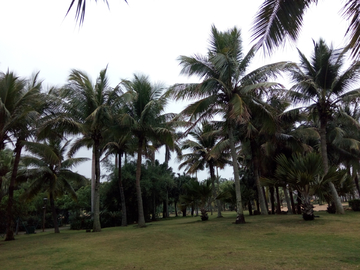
[0,71,44,241]
[63,67,115,232]
[21,139,88,233]
[171,25,291,223]
[251,0,360,59]
[120,74,174,227]
[178,121,230,217]
[288,39,360,214]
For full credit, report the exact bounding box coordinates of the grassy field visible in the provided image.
[1,210,360,270]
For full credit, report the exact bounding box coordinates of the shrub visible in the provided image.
[348,199,360,211]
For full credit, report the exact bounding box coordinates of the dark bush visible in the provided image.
[349,199,360,211]
[326,203,336,214]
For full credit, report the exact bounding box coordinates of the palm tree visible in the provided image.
[171,25,291,223]
[0,71,45,241]
[63,67,115,232]
[120,74,174,227]
[288,39,360,214]
[21,139,88,233]
[178,121,230,217]
[251,0,360,58]
[274,152,343,220]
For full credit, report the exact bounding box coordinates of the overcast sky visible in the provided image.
[0,0,350,180]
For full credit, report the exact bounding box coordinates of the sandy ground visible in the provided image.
[281,203,349,212]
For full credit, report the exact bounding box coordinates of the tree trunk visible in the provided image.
[283,185,293,214]
[136,140,146,227]
[174,201,178,217]
[296,190,302,215]
[50,193,60,233]
[152,191,156,221]
[270,186,275,214]
[5,139,23,241]
[91,150,95,213]
[228,127,245,223]
[250,139,268,215]
[118,152,127,226]
[248,200,253,215]
[92,139,101,232]
[215,173,222,217]
[319,120,344,214]
[288,186,296,214]
[275,186,281,214]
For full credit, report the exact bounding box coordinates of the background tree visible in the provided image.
[288,39,360,214]
[120,74,174,227]
[171,25,291,223]
[21,139,88,233]
[0,71,44,241]
[63,67,115,232]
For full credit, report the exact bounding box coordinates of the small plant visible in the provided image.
[200,208,208,221]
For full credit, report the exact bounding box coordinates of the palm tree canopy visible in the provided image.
[252,0,360,59]
[21,139,89,201]
[289,38,360,120]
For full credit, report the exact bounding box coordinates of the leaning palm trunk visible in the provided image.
[228,127,245,223]
[92,140,101,232]
[319,122,344,214]
[136,141,146,227]
[5,139,23,241]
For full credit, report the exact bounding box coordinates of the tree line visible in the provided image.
[1,25,360,241]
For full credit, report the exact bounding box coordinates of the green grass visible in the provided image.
[2,211,360,269]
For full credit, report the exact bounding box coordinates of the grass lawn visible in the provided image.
[1,210,360,270]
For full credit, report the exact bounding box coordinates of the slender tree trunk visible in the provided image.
[118,152,127,226]
[50,193,60,233]
[136,140,146,227]
[270,186,275,214]
[216,174,222,218]
[174,201,178,217]
[275,186,281,214]
[283,185,293,214]
[152,191,156,221]
[250,140,268,215]
[248,200,253,215]
[5,139,23,241]
[228,127,245,223]
[319,120,344,214]
[296,190,302,215]
[288,186,296,214]
[92,139,101,232]
[91,150,95,213]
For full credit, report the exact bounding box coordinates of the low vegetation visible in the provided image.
[1,211,360,270]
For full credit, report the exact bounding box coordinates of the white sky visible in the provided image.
[0,0,350,180]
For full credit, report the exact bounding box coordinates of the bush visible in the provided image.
[348,199,360,211]
[69,211,93,230]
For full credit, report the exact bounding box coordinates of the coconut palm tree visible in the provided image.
[63,67,115,232]
[21,139,88,233]
[171,25,292,223]
[119,74,174,227]
[0,71,45,241]
[251,0,360,58]
[288,38,360,214]
[178,120,230,217]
